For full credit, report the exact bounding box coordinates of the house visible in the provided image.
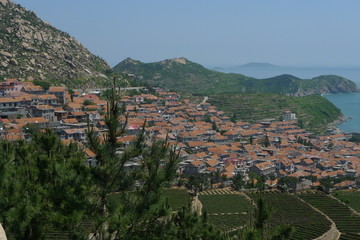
[0,97,26,119]
[250,161,275,176]
[48,86,67,104]
[317,161,333,171]
[84,148,97,166]
[282,111,297,121]
[22,84,45,95]
[276,159,295,174]
[63,128,87,142]
[184,160,206,175]
[33,94,58,106]
[333,180,356,189]
[31,105,56,122]
[14,117,48,129]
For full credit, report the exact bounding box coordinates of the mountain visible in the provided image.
[113,58,359,96]
[0,0,111,81]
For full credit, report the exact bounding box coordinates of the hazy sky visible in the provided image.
[13,0,360,67]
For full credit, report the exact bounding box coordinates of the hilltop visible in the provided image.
[113,57,359,96]
[0,0,111,81]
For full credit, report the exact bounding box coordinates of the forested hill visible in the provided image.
[113,57,359,96]
[0,0,111,81]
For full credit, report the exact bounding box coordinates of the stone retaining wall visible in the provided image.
[314,223,340,240]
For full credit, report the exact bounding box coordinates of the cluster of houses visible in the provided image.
[1,78,359,190]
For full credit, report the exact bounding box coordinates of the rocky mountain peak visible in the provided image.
[0,0,9,6]
[160,57,188,65]
[0,1,110,81]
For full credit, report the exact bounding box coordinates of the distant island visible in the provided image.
[238,62,279,68]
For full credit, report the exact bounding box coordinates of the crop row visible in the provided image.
[247,191,331,240]
[332,190,360,213]
[199,193,250,231]
[199,194,250,214]
[298,191,360,239]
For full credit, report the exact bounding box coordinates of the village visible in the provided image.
[1,78,359,192]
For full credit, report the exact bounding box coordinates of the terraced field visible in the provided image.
[198,188,250,231]
[247,191,332,240]
[207,93,341,133]
[163,188,191,210]
[298,191,360,240]
[332,190,360,213]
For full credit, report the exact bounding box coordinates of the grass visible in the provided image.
[332,190,360,213]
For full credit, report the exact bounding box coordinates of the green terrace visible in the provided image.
[198,189,250,231]
[332,190,360,213]
[298,191,360,240]
[247,191,332,240]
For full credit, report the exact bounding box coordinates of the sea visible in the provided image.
[208,65,360,133]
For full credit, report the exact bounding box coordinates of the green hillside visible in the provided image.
[113,58,359,96]
[207,93,341,133]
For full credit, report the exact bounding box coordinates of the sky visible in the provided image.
[13,0,360,67]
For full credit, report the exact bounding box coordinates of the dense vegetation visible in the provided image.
[299,191,360,240]
[113,58,358,96]
[208,93,342,133]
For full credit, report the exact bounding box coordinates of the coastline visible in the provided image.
[327,114,347,135]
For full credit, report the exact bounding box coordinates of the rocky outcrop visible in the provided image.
[0,224,7,240]
[0,1,110,81]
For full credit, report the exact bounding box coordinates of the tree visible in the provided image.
[33,80,51,91]
[0,130,92,239]
[278,176,298,192]
[232,172,245,190]
[262,134,270,147]
[212,122,218,131]
[203,114,211,123]
[83,99,95,105]
[230,113,237,123]
[163,207,222,239]
[319,176,333,193]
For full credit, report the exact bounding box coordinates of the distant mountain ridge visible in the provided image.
[0,0,111,81]
[239,62,278,68]
[113,57,359,96]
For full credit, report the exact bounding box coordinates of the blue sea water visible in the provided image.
[210,65,360,133]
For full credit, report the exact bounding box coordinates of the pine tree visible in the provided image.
[0,129,92,239]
